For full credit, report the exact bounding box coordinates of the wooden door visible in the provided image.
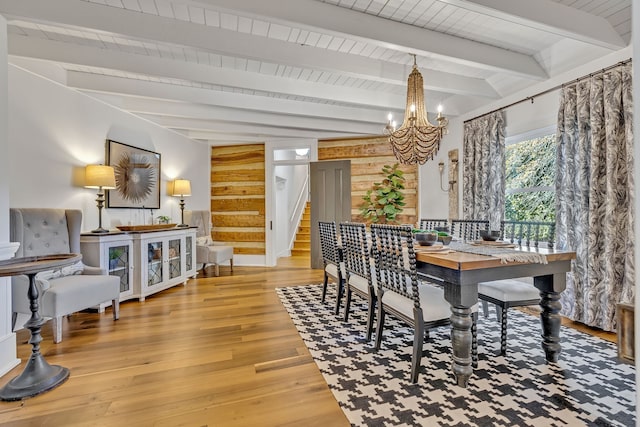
[310,160,351,269]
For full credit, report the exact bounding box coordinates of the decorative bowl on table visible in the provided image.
[438,234,453,245]
[415,232,438,246]
[479,230,501,241]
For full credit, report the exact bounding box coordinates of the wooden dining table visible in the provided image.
[415,245,576,388]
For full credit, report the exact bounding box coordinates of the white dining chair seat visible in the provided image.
[325,262,346,279]
[478,278,539,301]
[348,272,377,295]
[381,284,451,322]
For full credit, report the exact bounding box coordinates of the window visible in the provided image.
[504,126,556,222]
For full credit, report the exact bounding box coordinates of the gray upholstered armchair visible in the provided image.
[10,208,120,343]
[185,210,233,276]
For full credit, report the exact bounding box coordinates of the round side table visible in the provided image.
[0,253,81,401]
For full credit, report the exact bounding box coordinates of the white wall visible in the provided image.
[7,65,210,229]
[0,16,19,379]
[419,45,633,220]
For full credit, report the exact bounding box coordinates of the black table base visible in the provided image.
[0,258,79,401]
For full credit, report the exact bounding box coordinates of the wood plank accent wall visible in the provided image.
[318,136,418,226]
[210,144,265,255]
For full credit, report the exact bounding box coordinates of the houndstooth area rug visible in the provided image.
[276,284,636,427]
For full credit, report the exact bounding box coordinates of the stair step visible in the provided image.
[291,248,310,256]
[291,201,311,258]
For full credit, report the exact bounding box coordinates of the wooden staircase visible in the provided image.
[291,202,310,257]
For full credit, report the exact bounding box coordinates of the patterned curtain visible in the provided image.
[556,62,634,331]
[462,110,506,230]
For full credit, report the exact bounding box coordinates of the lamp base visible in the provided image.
[91,227,110,234]
[176,224,189,228]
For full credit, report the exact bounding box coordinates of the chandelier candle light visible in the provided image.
[85,165,116,233]
[172,179,191,227]
[385,55,448,165]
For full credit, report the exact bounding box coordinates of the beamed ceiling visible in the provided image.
[0,0,631,145]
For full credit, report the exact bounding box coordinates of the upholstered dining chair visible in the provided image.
[450,219,490,242]
[10,208,120,343]
[477,220,556,356]
[339,222,376,341]
[370,223,476,383]
[318,221,345,315]
[185,210,233,277]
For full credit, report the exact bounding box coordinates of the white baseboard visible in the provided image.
[0,332,19,378]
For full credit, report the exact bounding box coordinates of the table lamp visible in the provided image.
[85,165,116,233]
[172,179,191,227]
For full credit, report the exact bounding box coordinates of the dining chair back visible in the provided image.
[339,222,377,340]
[478,219,556,355]
[450,219,490,241]
[318,221,346,314]
[418,219,449,232]
[501,220,555,248]
[370,223,457,383]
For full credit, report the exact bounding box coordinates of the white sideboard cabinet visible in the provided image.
[81,227,197,303]
[80,233,135,310]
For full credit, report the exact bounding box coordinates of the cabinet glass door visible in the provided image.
[168,238,182,279]
[185,235,193,272]
[147,241,163,286]
[108,245,130,293]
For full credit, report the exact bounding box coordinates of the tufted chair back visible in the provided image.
[10,209,81,257]
[9,207,120,343]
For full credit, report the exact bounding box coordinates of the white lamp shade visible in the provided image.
[85,165,116,189]
[172,179,191,197]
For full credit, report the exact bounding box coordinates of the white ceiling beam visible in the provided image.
[8,35,403,109]
[63,71,419,122]
[201,0,547,79]
[177,130,288,144]
[0,0,499,98]
[0,0,543,81]
[438,0,626,50]
[146,115,361,139]
[110,98,382,134]
[175,130,292,144]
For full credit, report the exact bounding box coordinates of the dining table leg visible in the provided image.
[444,283,477,388]
[535,273,566,363]
[450,305,474,387]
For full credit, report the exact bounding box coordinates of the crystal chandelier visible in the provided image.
[384,55,448,165]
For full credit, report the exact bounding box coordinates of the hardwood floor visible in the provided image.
[0,256,349,427]
[0,256,618,426]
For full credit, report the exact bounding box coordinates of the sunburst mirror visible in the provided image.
[107,139,161,209]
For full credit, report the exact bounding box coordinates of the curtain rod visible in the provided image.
[463,58,632,124]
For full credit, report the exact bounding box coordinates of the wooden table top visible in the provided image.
[0,253,81,276]
[415,246,576,271]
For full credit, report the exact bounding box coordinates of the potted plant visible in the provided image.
[360,163,406,224]
[157,215,171,224]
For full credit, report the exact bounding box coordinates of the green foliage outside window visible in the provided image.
[504,134,556,222]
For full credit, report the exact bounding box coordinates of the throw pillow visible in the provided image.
[35,261,85,282]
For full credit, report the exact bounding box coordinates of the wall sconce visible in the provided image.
[85,164,116,233]
[438,159,458,192]
[172,179,191,227]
